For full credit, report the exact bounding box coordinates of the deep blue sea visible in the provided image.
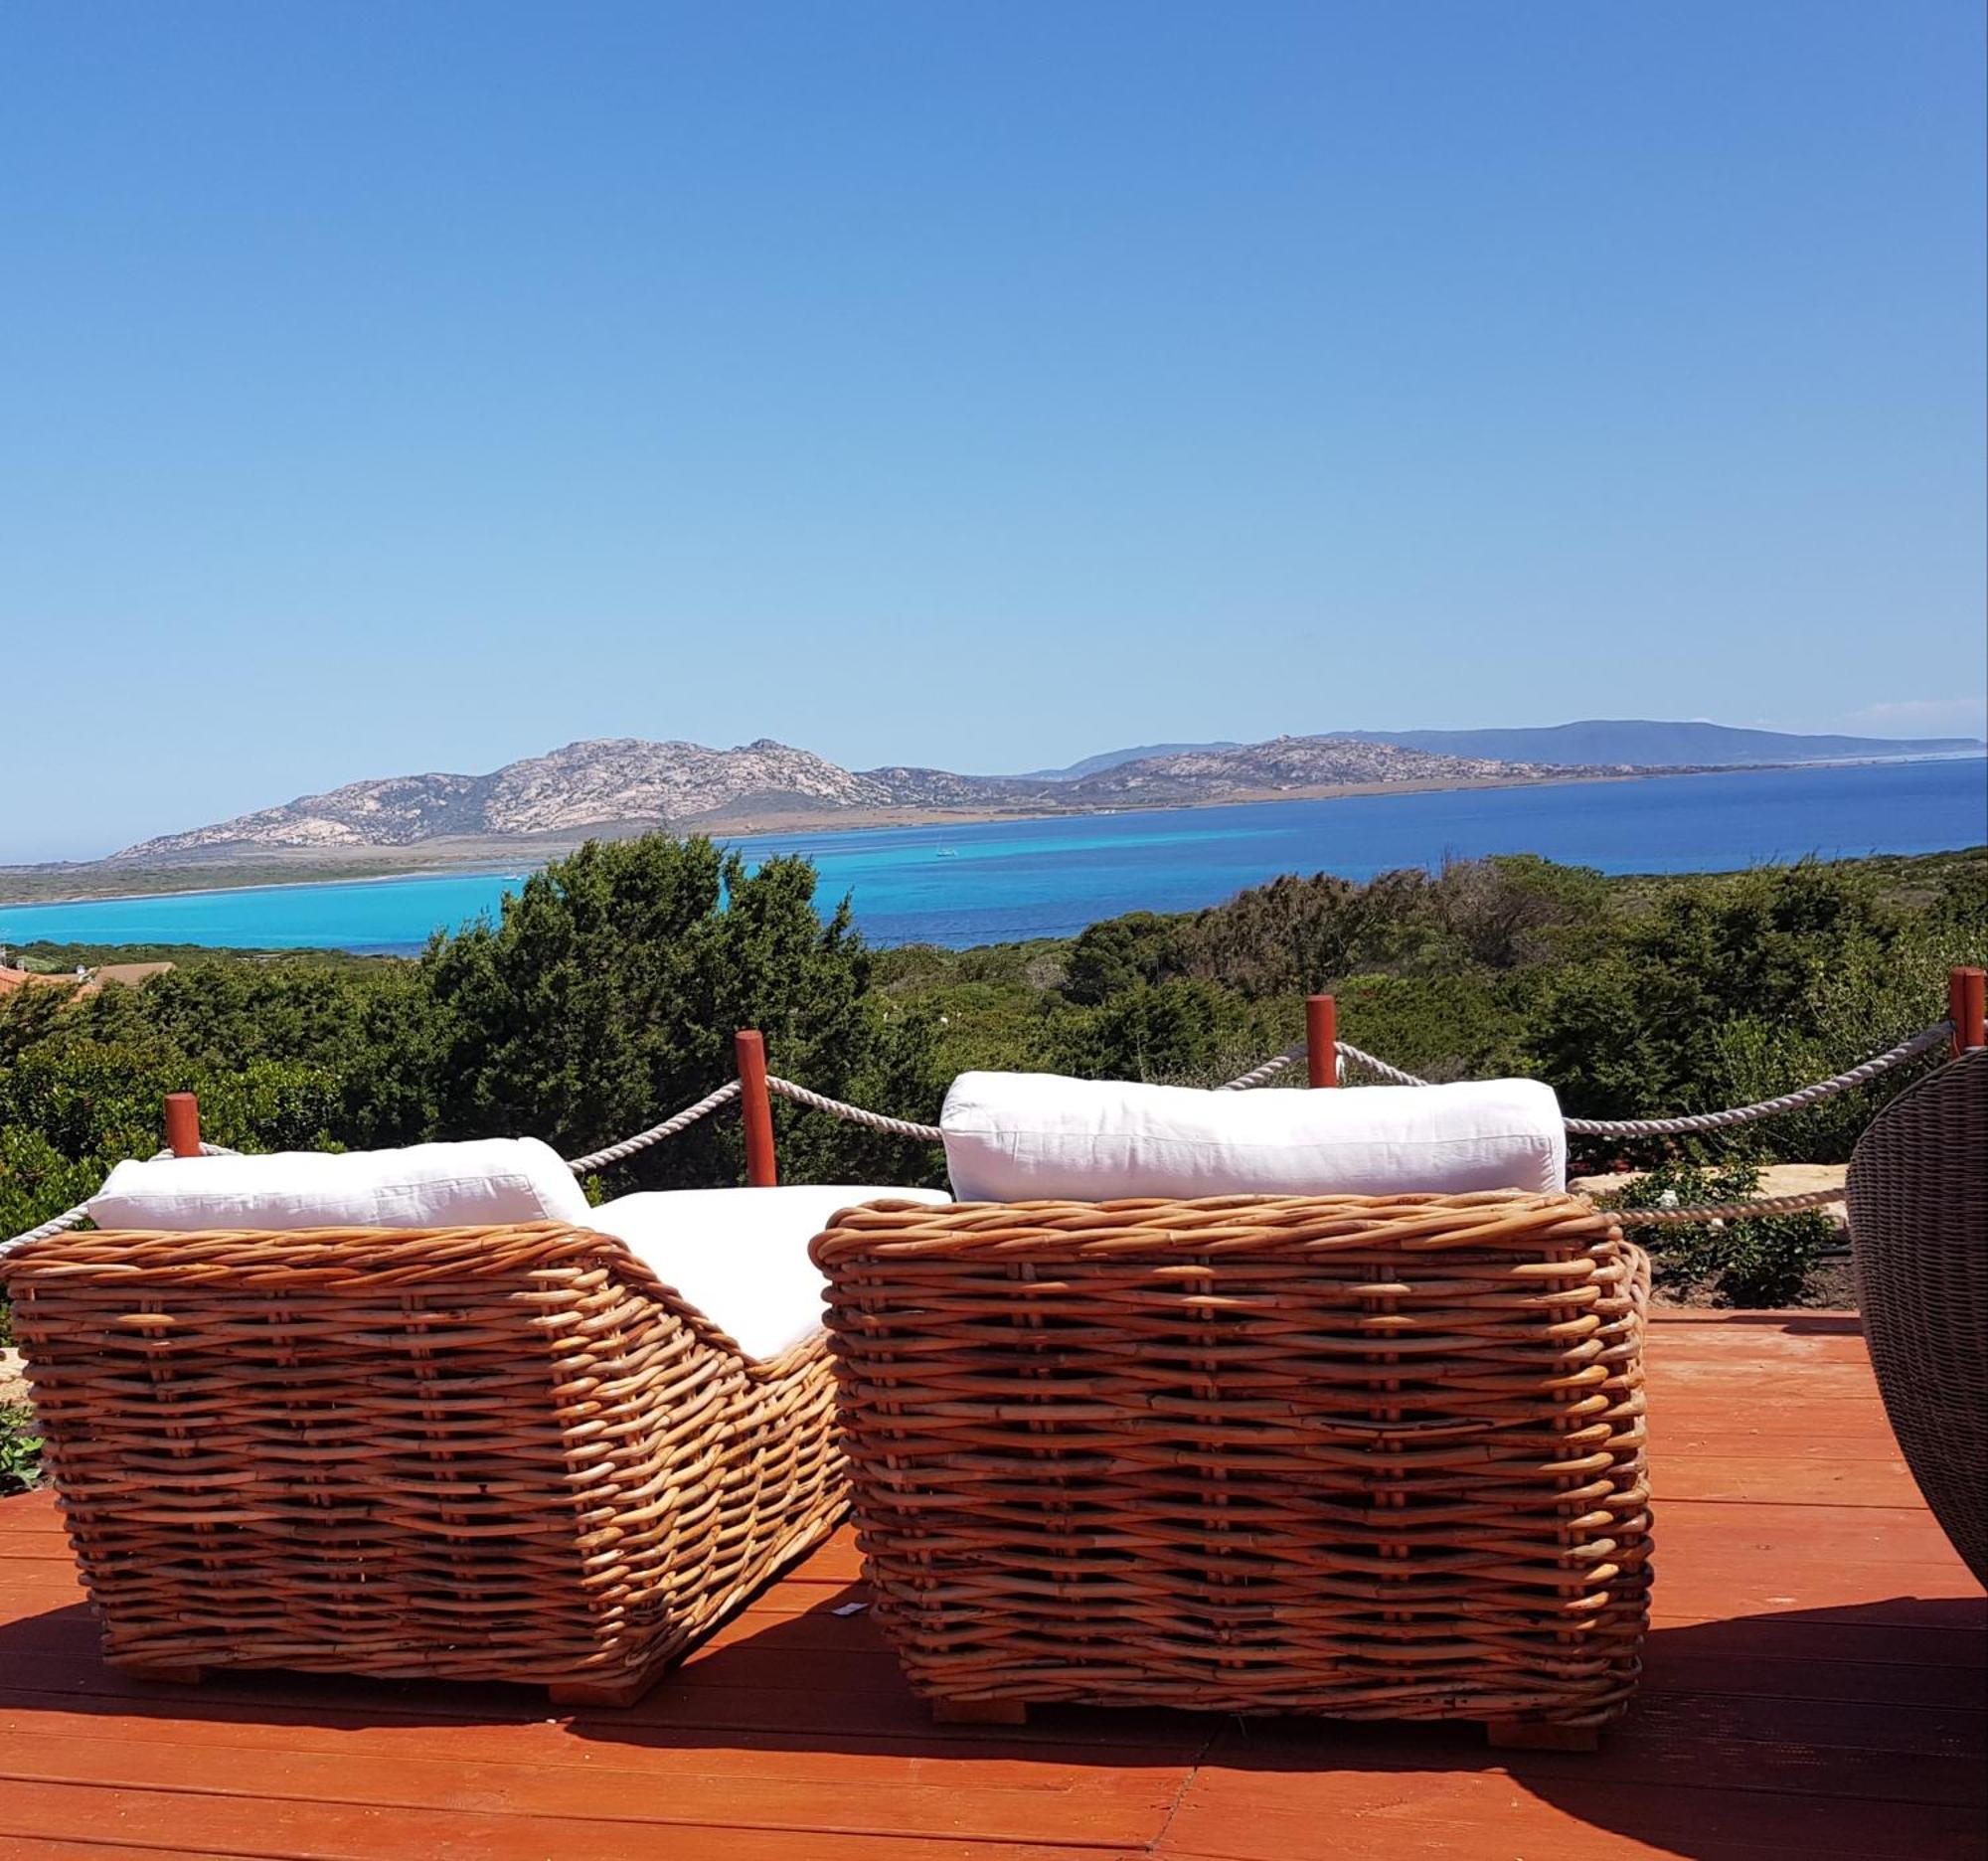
[4,760,1983,955]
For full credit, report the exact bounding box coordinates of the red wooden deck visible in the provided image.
[1,1311,1981,1861]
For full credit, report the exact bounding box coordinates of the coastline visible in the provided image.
[0,766,1671,908]
[1,756,1980,914]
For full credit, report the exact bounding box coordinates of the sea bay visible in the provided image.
[3,759,1982,956]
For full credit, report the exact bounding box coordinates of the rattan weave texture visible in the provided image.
[813,1191,1651,1731]
[1847,1047,1988,1585]
[1,1221,845,1701]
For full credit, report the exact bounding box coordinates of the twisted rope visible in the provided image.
[1219,1038,1437,1090]
[1217,1045,1306,1091]
[564,1080,744,1174]
[1233,1023,1951,1131]
[1562,1023,1950,1135]
[764,1076,944,1141]
[2,1201,91,1256]
[1336,1041,1434,1088]
[1607,1185,1845,1226]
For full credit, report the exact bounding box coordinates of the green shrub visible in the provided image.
[1598,1157,1839,1307]
[0,1404,42,1494]
[1051,978,1287,1088]
[1333,971,1533,1083]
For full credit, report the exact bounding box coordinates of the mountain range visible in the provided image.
[1025,719,1984,780]
[104,717,1980,865]
[111,735,1595,861]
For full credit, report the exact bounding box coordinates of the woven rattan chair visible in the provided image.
[1846,1046,1988,1585]
[3,1219,844,1705]
[813,1190,1651,1748]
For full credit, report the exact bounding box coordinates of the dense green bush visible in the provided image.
[1526,862,1987,1164]
[0,1027,347,1238]
[394,836,942,1192]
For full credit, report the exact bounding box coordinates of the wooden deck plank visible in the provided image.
[1175,1708,1981,1806]
[1651,1413,1930,1450]
[1645,1569,1982,1623]
[1608,1686,1982,1761]
[0,1843,257,1861]
[0,1780,1118,1861]
[0,1702,1196,1793]
[0,1728,1185,1846]
[1649,1452,1921,1506]
[0,1655,1203,1760]
[1638,1501,1969,1565]
[0,1312,1981,1861]
[1157,1783,1985,1861]
[1637,1649,1988,1709]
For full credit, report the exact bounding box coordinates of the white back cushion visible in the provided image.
[941,1072,1566,1201]
[88,1138,593,1233]
[585,1184,952,1361]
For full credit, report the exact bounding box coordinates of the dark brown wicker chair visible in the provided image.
[2,1220,845,1705]
[813,1189,1651,1747]
[1846,1046,1988,1585]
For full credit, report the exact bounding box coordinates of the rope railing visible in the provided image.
[1608,1185,1849,1227]
[763,1076,944,1142]
[566,1074,945,1171]
[1216,1045,1307,1091]
[3,1001,1970,1256]
[593,1026,1945,1152]
[1335,1041,1434,1088]
[3,1202,91,1253]
[1292,1024,1952,1116]
[1561,1024,1952,1136]
[565,1080,743,1174]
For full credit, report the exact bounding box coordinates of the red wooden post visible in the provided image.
[1306,994,1338,1089]
[735,1029,778,1187]
[1952,966,1987,1058]
[163,1093,203,1158]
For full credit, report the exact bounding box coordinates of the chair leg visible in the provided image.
[1484,1717,1600,1753]
[931,1696,1028,1726]
[112,1661,207,1686]
[549,1674,652,1710]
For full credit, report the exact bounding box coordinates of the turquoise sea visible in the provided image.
[3,760,1983,955]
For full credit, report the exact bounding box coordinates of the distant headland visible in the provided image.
[2,718,1979,907]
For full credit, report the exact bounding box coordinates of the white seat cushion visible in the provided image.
[88,1138,593,1232]
[941,1072,1566,1201]
[585,1183,952,1361]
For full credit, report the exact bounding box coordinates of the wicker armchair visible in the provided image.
[813,1190,1651,1747]
[1846,1046,1988,1585]
[2,1219,844,1705]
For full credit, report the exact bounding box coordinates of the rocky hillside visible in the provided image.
[112,734,1609,861]
[1068,737,1593,800]
[114,740,896,860]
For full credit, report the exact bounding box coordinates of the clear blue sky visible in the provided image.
[3,3,1982,861]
